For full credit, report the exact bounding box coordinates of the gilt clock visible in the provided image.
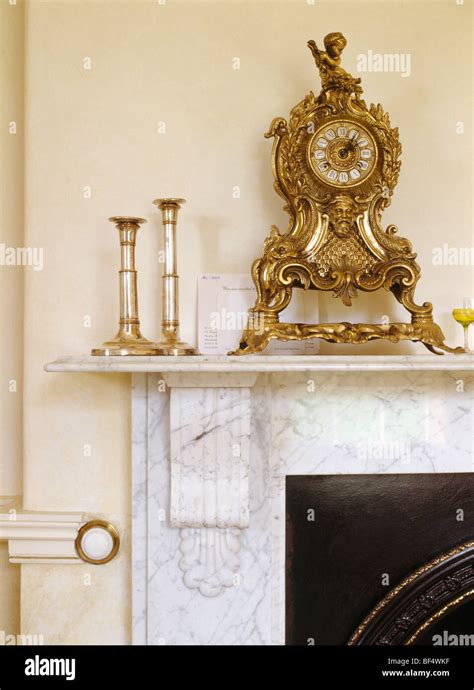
[231,32,462,356]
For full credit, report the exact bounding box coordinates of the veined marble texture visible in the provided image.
[46,354,474,374]
[132,373,272,645]
[169,386,250,529]
[132,369,473,645]
[268,370,473,644]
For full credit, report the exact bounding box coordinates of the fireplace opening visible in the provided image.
[285,473,474,646]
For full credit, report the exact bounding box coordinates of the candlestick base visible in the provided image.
[150,340,198,356]
[91,334,164,356]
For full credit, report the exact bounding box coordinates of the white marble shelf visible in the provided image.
[45,354,474,373]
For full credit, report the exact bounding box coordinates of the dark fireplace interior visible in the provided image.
[286,473,474,646]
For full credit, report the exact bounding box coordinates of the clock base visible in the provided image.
[230,320,465,356]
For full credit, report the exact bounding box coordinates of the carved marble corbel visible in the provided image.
[162,372,257,597]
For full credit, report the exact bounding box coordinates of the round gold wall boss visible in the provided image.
[75,519,120,565]
[308,120,378,188]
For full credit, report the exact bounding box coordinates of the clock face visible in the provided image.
[309,121,378,188]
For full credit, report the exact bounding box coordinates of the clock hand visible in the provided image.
[338,139,356,159]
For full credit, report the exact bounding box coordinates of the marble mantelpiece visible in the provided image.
[45,355,473,644]
[46,354,474,374]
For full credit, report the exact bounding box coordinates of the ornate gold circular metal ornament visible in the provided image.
[75,519,120,566]
[230,32,464,356]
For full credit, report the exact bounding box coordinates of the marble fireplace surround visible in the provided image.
[45,355,474,645]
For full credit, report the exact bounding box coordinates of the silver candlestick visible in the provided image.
[152,198,197,355]
[91,216,162,356]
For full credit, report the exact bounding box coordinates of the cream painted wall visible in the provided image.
[0,0,24,500]
[20,0,472,644]
[0,0,24,638]
[0,544,20,638]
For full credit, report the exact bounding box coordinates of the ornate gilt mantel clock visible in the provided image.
[232,33,462,355]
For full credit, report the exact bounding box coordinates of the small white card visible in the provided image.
[198,274,320,355]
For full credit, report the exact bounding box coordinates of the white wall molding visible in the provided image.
[0,511,84,564]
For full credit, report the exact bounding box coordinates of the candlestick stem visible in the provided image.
[153,198,197,355]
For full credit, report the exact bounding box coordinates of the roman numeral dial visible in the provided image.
[309,121,378,188]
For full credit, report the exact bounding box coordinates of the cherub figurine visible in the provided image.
[308,33,363,101]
